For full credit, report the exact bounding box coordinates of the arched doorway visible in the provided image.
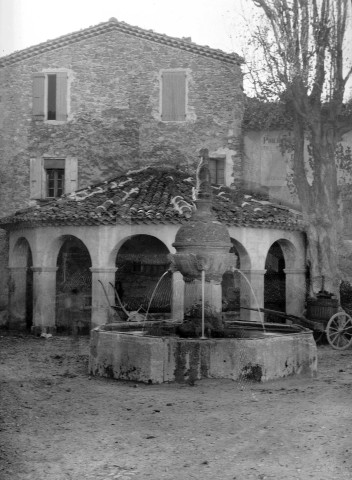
[264,242,286,321]
[56,236,92,334]
[115,235,171,317]
[10,238,33,330]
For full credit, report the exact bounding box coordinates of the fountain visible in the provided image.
[89,150,317,383]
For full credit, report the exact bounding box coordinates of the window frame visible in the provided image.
[32,71,69,123]
[209,158,225,186]
[29,157,78,200]
[46,167,65,198]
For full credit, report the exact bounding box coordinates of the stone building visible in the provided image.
[0,19,307,333]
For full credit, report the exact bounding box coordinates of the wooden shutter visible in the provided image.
[209,159,217,184]
[64,157,78,193]
[161,71,186,121]
[217,161,225,185]
[56,72,68,121]
[32,74,45,118]
[30,158,44,199]
[209,159,225,185]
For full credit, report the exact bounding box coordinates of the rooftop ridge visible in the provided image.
[0,18,243,67]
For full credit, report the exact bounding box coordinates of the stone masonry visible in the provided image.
[0,19,244,324]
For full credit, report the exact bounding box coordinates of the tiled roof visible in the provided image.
[0,18,242,67]
[0,166,304,231]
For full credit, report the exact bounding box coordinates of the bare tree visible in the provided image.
[245,0,352,296]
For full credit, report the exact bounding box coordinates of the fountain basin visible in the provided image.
[89,322,317,383]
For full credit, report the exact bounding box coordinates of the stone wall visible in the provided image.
[0,27,243,318]
[0,29,243,217]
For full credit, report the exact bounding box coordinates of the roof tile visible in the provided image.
[0,166,304,232]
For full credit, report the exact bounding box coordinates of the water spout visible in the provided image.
[200,269,206,339]
[231,267,265,332]
[145,270,170,322]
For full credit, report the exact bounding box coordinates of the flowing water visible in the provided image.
[142,264,265,336]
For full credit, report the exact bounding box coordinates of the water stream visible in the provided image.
[142,265,265,336]
[231,267,265,331]
[144,270,170,322]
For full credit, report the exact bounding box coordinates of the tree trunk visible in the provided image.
[293,116,342,298]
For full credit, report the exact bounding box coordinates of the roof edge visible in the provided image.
[0,18,243,67]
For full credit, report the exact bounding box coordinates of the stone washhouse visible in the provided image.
[0,160,307,335]
[0,17,310,332]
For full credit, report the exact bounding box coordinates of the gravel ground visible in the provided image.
[0,331,352,480]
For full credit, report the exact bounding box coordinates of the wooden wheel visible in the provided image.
[326,312,352,350]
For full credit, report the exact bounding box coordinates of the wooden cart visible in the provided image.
[248,307,352,350]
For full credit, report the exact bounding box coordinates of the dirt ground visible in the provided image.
[1,332,352,480]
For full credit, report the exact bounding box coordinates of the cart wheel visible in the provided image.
[326,312,352,350]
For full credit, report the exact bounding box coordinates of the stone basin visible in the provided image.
[89,321,317,383]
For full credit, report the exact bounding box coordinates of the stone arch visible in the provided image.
[55,235,92,334]
[264,241,286,319]
[222,238,251,315]
[9,237,33,330]
[115,234,171,316]
[264,237,306,319]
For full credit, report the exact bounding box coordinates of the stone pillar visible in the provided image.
[171,271,184,321]
[240,269,266,322]
[205,281,222,313]
[31,267,58,335]
[90,267,117,329]
[183,278,222,315]
[8,267,28,330]
[284,268,307,317]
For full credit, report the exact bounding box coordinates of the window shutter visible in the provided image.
[217,161,225,185]
[64,157,78,193]
[161,71,186,121]
[32,74,45,118]
[56,72,68,121]
[209,159,217,184]
[30,158,44,199]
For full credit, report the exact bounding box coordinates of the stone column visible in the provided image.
[183,278,222,315]
[240,269,266,322]
[31,267,58,335]
[284,268,307,317]
[8,267,28,330]
[205,281,222,314]
[90,267,117,329]
[171,271,184,321]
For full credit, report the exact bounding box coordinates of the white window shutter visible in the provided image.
[30,158,44,199]
[32,74,45,118]
[64,157,78,194]
[56,72,68,121]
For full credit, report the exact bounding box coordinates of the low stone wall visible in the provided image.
[89,326,317,384]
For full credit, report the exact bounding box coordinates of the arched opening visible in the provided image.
[11,238,33,330]
[56,236,92,334]
[264,242,286,321]
[222,241,241,316]
[115,235,171,317]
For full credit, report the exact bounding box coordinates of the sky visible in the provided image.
[0,0,251,58]
[0,0,350,97]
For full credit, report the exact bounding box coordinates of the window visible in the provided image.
[32,72,68,121]
[161,70,187,121]
[45,159,65,197]
[209,158,225,185]
[30,157,78,199]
